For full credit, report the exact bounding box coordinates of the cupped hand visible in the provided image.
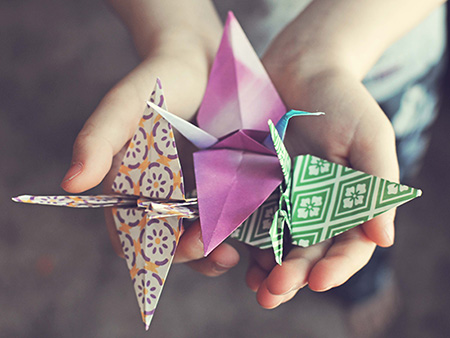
[246,31,399,308]
[60,45,239,277]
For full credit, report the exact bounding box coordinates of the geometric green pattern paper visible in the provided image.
[268,119,291,185]
[289,154,422,247]
[269,205,286,265]
[232,126,422,265]
[230,191,279,250]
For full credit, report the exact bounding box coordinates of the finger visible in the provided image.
[362,211,395,247]
[255,240,331,309]
[256,280,301,309]
[173,221,205,263]
[173,220,240,275]
[247,246,277,272]
[246,258,270,292]
[349,111,399,247]
[308,226,376,292]
[265,240,332,295]
[61,80,144,193]
[187,243,240,277]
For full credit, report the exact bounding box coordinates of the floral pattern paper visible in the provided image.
[110,79,187,329]
[13,79,195,330]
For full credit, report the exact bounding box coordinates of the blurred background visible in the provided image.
[1,1,450,337]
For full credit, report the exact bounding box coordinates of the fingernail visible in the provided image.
[282,282,307,295]
[213,262,232,273]
[384,224,395,245]
[319,285,334,292]
[62,162,83,183]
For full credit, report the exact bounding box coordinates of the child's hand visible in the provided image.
[246,0,443,309]
[61,49,240,276]
[61,0,240,277]
[246,69,398,308]
[245,0,407,307]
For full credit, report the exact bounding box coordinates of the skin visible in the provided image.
[61,0,446,309]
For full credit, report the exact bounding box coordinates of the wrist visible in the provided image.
[134,26,220,64]
[263,43,360,110]
[106,0,221,62]
[263,0,446,95]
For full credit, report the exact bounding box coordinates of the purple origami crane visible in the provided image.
[148,12,320,256]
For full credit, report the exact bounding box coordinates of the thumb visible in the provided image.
[61,82,144,193]
[60,53,210,193]
[350,110,399,247]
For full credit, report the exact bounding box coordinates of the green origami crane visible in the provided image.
[231,120,422,264]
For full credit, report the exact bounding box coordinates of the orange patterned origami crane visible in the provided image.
[13,79,197,329]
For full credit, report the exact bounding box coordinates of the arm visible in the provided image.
[61,0,240,275]
[248,0,445,308]
[266,0,446,82]
[107,0,221,63]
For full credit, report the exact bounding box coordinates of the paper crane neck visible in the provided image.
[196,11,287,138]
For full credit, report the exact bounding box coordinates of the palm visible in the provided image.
[244,56,400,308]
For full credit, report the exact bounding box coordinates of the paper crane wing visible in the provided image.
[11,194,136,208]
[112,79,184,201]
[233,119,422,265]
[196,12,286,138]
[288,154,422,247]
[111,79,185,329]
[269,122,422,262]
[194,148,283,255]
[114,209,182,330]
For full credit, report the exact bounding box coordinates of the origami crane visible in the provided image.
[231,120,422,264]
[13,79,198,329]
[12,11,422,330]
[145,12,323,257]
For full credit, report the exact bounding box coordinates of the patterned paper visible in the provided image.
[11,194,136,208]
[138,199,198,220]
[112,79,184,201]
[230,191,278,249]
[12,79,193,330]
[111,79,186,329]
[114,212,182,329]
[234,122,422,264]
[288,154,422,247]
